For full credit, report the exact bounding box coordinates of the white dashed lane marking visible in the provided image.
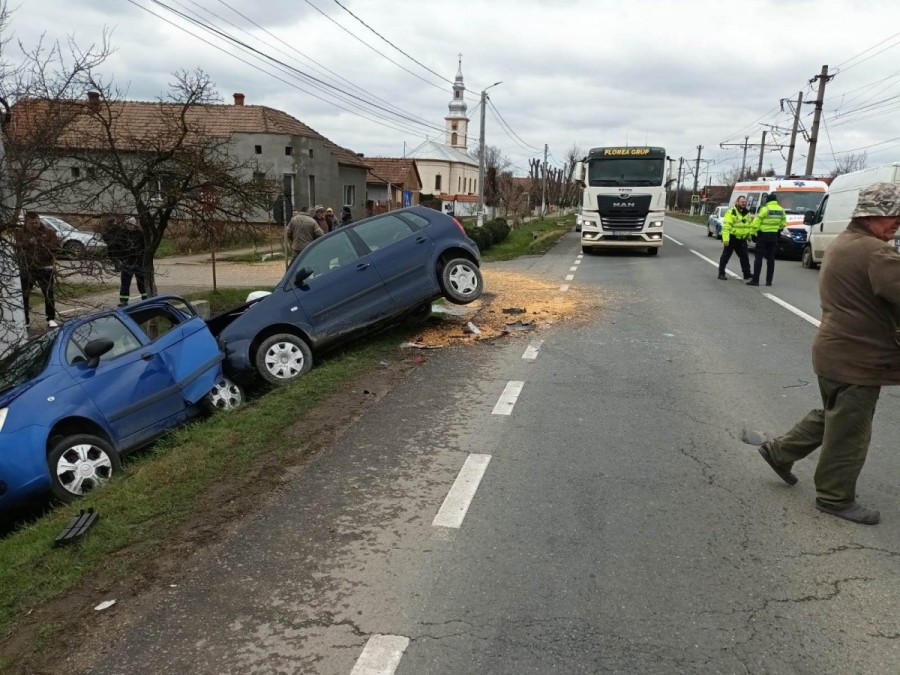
[664,234,684,246]
[522,340,543,361]
[351,635,409,675]
[432,454,492,529]
[690,249,739,278]
[565,274,575,281]
[492,380,525,415]
[569,266,578,272]
[764,293,821,327]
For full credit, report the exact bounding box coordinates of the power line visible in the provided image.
[834,30,900,72]
[486,99,541,153]
[331,0,454,86]
[125,0,432,138]
[149,0,447,134]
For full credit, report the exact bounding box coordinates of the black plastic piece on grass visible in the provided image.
[54,508,99,547]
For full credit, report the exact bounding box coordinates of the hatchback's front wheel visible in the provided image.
[440,258,483,304]
[48,434,121,503]
[255,333,313,384]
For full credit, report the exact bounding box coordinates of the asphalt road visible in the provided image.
[78,219,900,674]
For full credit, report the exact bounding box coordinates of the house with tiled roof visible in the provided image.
[365,158,422,212]
[10,92,370,224]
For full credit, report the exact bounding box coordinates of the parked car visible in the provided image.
[210,206,483,385]
[706,206,728,239]
[748,224,809,258]
[39,215,106,258]
[0,296,242,511]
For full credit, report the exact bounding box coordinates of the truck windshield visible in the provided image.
[775,192,825,214]
[588,158,665,187]
[0,330,57,396]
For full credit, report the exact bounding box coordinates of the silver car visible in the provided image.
[39,215,106,258]
[706,206,728,239]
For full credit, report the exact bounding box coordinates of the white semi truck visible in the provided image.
[574,146,669,256]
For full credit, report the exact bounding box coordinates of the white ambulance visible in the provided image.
[728,177,829,258]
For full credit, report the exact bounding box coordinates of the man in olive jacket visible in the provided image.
[284,207,323,262]
[756,182,900,525]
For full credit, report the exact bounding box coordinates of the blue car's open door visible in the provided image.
[123,298,224,405]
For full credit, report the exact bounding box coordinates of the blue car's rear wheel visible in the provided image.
[205,376,245,411]
[48,434,120,503]
[255,333,313,384]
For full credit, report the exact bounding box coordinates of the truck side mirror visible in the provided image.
[573,162,585,184]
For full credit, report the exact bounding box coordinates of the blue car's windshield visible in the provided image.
[0,330,57,395]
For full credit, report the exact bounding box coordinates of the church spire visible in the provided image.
[445,53,468,148]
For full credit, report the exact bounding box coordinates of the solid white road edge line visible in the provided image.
[663,234,684,246]
[351,634,410,675]
[432,454,492,529]
[522,340,543,361]
[690,249,739,278]
[559,284,570,292]
[565,274,575,281]
[764,293,821,327]
[492,380,525,415]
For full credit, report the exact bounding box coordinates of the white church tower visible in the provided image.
[445,55,469,149]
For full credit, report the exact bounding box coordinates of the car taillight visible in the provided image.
[452,217,466,235]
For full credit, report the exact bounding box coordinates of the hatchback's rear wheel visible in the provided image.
[48,434,120,503]
[440,258,483,304]
[255,333,313,384]
[205,376,244,411]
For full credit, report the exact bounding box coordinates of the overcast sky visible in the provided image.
[10,0,900,183]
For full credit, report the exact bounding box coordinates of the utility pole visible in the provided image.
[784,91,803,175]
[721,136,787,179]
[806,65,833,175]
[740,136,749,178]
[691,145,703,215]
[756,131,767,176]
[540,143,548,218]
[674,156,684,210]
[476,81,502,227]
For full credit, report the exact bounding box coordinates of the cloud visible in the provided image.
[9,0,900,179]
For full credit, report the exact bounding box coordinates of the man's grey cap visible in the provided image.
[313,204,325,212]
[853,181,900,218]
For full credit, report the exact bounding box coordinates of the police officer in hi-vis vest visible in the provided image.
[718,195,754,280]
[746,193,787,287]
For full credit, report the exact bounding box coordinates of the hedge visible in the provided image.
[463,217,510,252]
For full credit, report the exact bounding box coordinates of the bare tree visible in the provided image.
[829,151,867,178]
[494,171,530,223]
[62,69,277,294]
[472,144,510,207]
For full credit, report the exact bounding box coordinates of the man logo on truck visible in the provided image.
[613,201,636,208]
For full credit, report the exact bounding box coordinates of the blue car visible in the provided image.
[210,207,483,385]
[0,296,242,511]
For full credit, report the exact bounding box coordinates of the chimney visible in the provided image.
[233,93,245,107]
[87,91,100,112]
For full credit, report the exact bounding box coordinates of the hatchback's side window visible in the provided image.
[126,305,185,341]
[66,316,142,365]
[399,212,430,231]
[353,215,414,251]
[299,231,360,281]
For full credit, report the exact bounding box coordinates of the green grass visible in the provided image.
[482,215,575,262]
[0,327,413,666]
[219,250,285,264]
[666,212,707,226]
[30,282,117,305]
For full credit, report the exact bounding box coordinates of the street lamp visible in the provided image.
[477,81,502,228]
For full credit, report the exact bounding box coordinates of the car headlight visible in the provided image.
[648,220,663,229]
[0,408,7,433]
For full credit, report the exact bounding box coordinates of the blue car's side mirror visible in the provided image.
[84,338,114,368]
[295,267,313,285]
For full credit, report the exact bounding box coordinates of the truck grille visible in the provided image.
[601,215,645,230]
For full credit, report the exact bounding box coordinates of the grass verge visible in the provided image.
[219,250,285,264]
[667,212,707,226]
[185,287,273,314]
[482,215,575,262]
[30,282,117,306]
[0,326,413,666]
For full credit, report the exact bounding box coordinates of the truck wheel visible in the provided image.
[581,246,593,255]
[801,245,817,270]
[255,333,313,384]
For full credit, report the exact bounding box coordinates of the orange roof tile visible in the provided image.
[365,157,421,188]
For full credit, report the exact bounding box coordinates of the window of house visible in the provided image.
[458,176,462,192]
[254,145,262,154]
[308,148,314,158]
[71,167,81,178]
[282,174,295,213]
[451,122,458,130]
[285,146,293,156]
[343,184,356,207]
[86,167,96,179]
[308,175,316,206]
[435,174,442,191]
[455,91,460,99]
[253,171,266,182]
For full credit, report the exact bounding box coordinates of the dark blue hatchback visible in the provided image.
[211,207,482,384]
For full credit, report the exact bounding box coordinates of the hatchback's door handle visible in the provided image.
[140,352,154,361]
[416,236,427,243]
[356,263,370,271]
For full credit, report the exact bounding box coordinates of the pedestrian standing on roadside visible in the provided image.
[341,205,353,227]
[754,182,900,525]
[285,208,323,262]
[717,196,753,280]
[324,207,339,232]
[312,205,328,234]
[15,211,59,328]
[746,193,787,287]
[103,216,148,306]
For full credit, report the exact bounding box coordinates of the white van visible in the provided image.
[802,163,900,269]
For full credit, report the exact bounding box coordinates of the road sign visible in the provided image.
[691,194,700,203]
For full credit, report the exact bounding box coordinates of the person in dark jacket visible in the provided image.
[341,205,353,226]
[103,216,148,306]
[15,211,59,327]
